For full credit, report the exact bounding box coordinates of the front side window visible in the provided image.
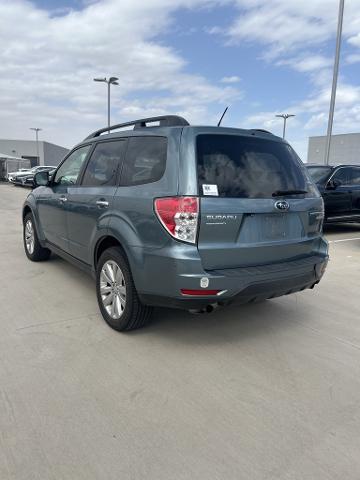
[333,168,352,186]
[350,168,360,186]
[121,136,167,186]
[53,145,91,186]
[197,134,309,198]
[81,140,126,187]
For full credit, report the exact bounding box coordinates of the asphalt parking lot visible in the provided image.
[1,183,360,480]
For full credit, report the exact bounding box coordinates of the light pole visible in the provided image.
[93,77,119,132]
[30,127,42,164]
[324,0,345,165]
[275,114,295,139]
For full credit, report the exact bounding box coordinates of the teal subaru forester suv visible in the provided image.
[23,115,328,331]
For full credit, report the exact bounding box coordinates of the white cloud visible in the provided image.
[1,0,358,160]
[221,75,241,83]
[226,0,360,57]
[242,112,283,131]
[299,83,360,141]
[277,55,333,74]
[211,0,360,159]
[345,53,360,64]
[212,1,360,89]
[240,79,360,160]
[348,32,360,48]
[298,83,360,115]
[0,0,240,147]
[303,113,328,131]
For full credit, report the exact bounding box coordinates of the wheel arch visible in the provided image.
[22,199,46,244]
[93,234,145,291]
[22,204,33,221]
[94,235,129,269]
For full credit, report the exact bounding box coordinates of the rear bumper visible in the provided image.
[137,250,329,309]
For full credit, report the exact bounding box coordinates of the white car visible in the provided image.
[7,168,32,182]
[11,166,56,184]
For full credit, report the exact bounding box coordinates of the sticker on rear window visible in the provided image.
[202,184,218,196]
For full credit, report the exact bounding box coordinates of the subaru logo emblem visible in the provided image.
[275,200,289,211]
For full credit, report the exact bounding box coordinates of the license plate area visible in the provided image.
[262,214,288,239]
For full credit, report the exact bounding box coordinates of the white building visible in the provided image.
[307,132,360,165]
[0,139,69,168]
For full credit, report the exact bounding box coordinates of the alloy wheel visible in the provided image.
[100,260,126,319]
[25,220,35,255]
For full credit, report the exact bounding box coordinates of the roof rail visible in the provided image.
[85,115,189,140]
[252,129,273,135]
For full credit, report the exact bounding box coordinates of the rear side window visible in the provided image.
[121,137,167,186]
[197,134,308,198]
[82,140,126,187]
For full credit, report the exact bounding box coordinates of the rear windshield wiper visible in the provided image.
[272,189,308,197]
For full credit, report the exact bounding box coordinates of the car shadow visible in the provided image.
[133,296,307,345]
[48,253,310,345]
[47,253,94,286]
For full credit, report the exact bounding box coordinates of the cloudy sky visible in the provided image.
[1,0,359,159]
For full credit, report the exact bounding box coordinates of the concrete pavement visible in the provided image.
[1,183,360,480]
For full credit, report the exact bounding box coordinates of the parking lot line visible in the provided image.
[328,237,360,243]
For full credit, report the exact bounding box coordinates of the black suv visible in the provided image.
[306,164,360,224]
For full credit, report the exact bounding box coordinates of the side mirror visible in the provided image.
[34,170,50,187]
[326,179,341,190]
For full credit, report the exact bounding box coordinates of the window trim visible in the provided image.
[78,138,128,188]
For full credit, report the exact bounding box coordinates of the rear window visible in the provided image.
[197,134,308,198]
[121,136,167,186]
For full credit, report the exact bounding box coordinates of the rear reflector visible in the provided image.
[154,196,199,244]
[180,289,221,296]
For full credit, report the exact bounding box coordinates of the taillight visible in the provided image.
[154,196,199,244]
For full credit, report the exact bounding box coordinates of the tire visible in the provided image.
[96,247,152,331]
[23,212,51,261]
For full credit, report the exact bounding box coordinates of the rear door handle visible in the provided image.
[59,195,67,203]
[96,199,109,208]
